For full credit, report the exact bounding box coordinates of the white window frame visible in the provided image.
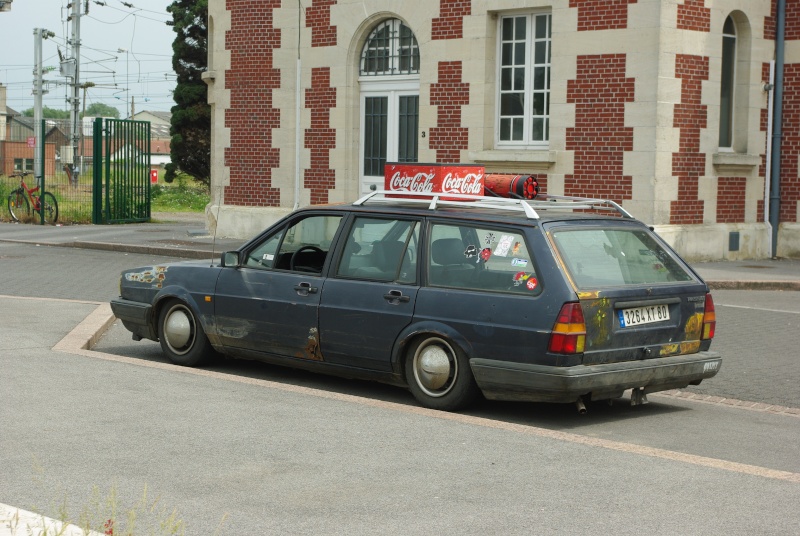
[495,11,552,150]
[718,15,737,152]
[359,79,419,194]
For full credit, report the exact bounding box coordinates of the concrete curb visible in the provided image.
[0,503,103,536]
[71,241,219,260]
[0,238,220,260]
[706,280,800,291]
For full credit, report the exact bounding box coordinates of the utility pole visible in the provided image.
[68,0,82,184]
[33,28,45,186]
[33,28,55,186]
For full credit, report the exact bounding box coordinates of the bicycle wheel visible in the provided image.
[7,189,30,222]
[40,192,59,224]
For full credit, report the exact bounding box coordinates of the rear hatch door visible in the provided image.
[546,220,710,365]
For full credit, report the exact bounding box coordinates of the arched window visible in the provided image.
[359,19,420,193]
[719,15,736,149]
[360,19,419,76]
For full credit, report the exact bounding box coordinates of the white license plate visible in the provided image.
[618,304,670,327]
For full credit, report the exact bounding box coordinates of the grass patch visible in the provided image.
[151,175,209,213]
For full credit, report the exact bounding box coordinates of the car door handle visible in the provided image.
[383,290,410,304]
[294,282,318,296]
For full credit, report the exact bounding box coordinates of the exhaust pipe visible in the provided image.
[630,388,649,406]
[575,398,587,414]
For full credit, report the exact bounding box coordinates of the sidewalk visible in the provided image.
[0,215,798,290]
[0,212,243,260]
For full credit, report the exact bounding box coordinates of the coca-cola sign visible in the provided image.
[384,163,485,199]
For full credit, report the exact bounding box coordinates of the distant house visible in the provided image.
[131,111,172,178]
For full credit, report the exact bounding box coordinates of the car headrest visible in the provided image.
[431,238,467,266]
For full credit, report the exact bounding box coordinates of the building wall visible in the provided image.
[206,0,795,260]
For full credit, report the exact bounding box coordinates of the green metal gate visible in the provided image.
[92,118,152,224]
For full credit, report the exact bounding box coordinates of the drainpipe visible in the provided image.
[293,0,302,210]
[764,61,774,258]
[769,0,786,258]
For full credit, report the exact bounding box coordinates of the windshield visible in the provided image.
[550,226,695,289]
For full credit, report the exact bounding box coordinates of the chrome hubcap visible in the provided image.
[164,306,193,354]
[413,338,456,397]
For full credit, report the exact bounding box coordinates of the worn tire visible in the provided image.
[404,336,480,411]
[157,299,214,367]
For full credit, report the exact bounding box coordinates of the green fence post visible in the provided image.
[92,117,103,224]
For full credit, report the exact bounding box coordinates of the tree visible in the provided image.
[21,106,70,119]
[83,102,120,119]
[165,0,210,186]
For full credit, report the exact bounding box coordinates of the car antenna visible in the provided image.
[211,183,223,267]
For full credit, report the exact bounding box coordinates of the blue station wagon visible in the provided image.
[111,191,721,412]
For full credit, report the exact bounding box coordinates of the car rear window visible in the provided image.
[549,227,694,289]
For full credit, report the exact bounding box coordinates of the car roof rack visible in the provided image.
[352,190,634,220]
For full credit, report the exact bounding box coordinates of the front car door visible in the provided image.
[214,213,344,360]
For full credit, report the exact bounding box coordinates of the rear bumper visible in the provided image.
[110,298,157,341]
[470,351,722,403]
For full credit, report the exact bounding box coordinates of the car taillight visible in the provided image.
[548,303,586,354]
[702,293,716,340]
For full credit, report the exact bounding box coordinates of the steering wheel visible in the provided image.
[290,245,325,272]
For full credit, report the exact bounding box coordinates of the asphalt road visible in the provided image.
[2,242,799,535]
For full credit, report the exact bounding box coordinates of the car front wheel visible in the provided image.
[157,299,214,367]
[405,336,480,411]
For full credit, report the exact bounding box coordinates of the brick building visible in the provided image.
[205,0,799,260]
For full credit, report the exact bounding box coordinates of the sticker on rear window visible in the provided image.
[493,235,515,257]
[511,258,528,267]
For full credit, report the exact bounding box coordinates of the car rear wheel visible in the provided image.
[405,336,480,411]
[157,299,214,367]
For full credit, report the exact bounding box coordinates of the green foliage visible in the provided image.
[83,103,120,119]
[152,174,209,212]
[21,106,70,119]
[166,0,210,187]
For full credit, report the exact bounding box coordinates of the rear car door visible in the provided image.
[318,216,421,371]
[414,221,553,365]
[214,213,344,360]
[546,221,713,365]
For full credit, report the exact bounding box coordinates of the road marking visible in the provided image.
[55,303,800,485]
[716,303,800,314]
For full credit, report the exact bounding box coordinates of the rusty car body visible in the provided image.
[111,191,721,411]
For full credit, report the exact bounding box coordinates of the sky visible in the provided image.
[0,0,177,117]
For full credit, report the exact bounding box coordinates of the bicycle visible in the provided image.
[7,171,59,224]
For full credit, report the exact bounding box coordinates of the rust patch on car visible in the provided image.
[684,312,703,341]
[125,266,168,288]
[301,327,324,361]
[659,343,680,357]
[582,298,613,347]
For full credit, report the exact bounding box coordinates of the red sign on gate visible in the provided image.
[384,162,485,199]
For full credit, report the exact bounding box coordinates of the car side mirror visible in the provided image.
[222,251,241,268]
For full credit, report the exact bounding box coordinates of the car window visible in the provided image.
[428,223,540,294]
[550,227,694,289]
[337,217,419,283]
[245,215,342,273]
